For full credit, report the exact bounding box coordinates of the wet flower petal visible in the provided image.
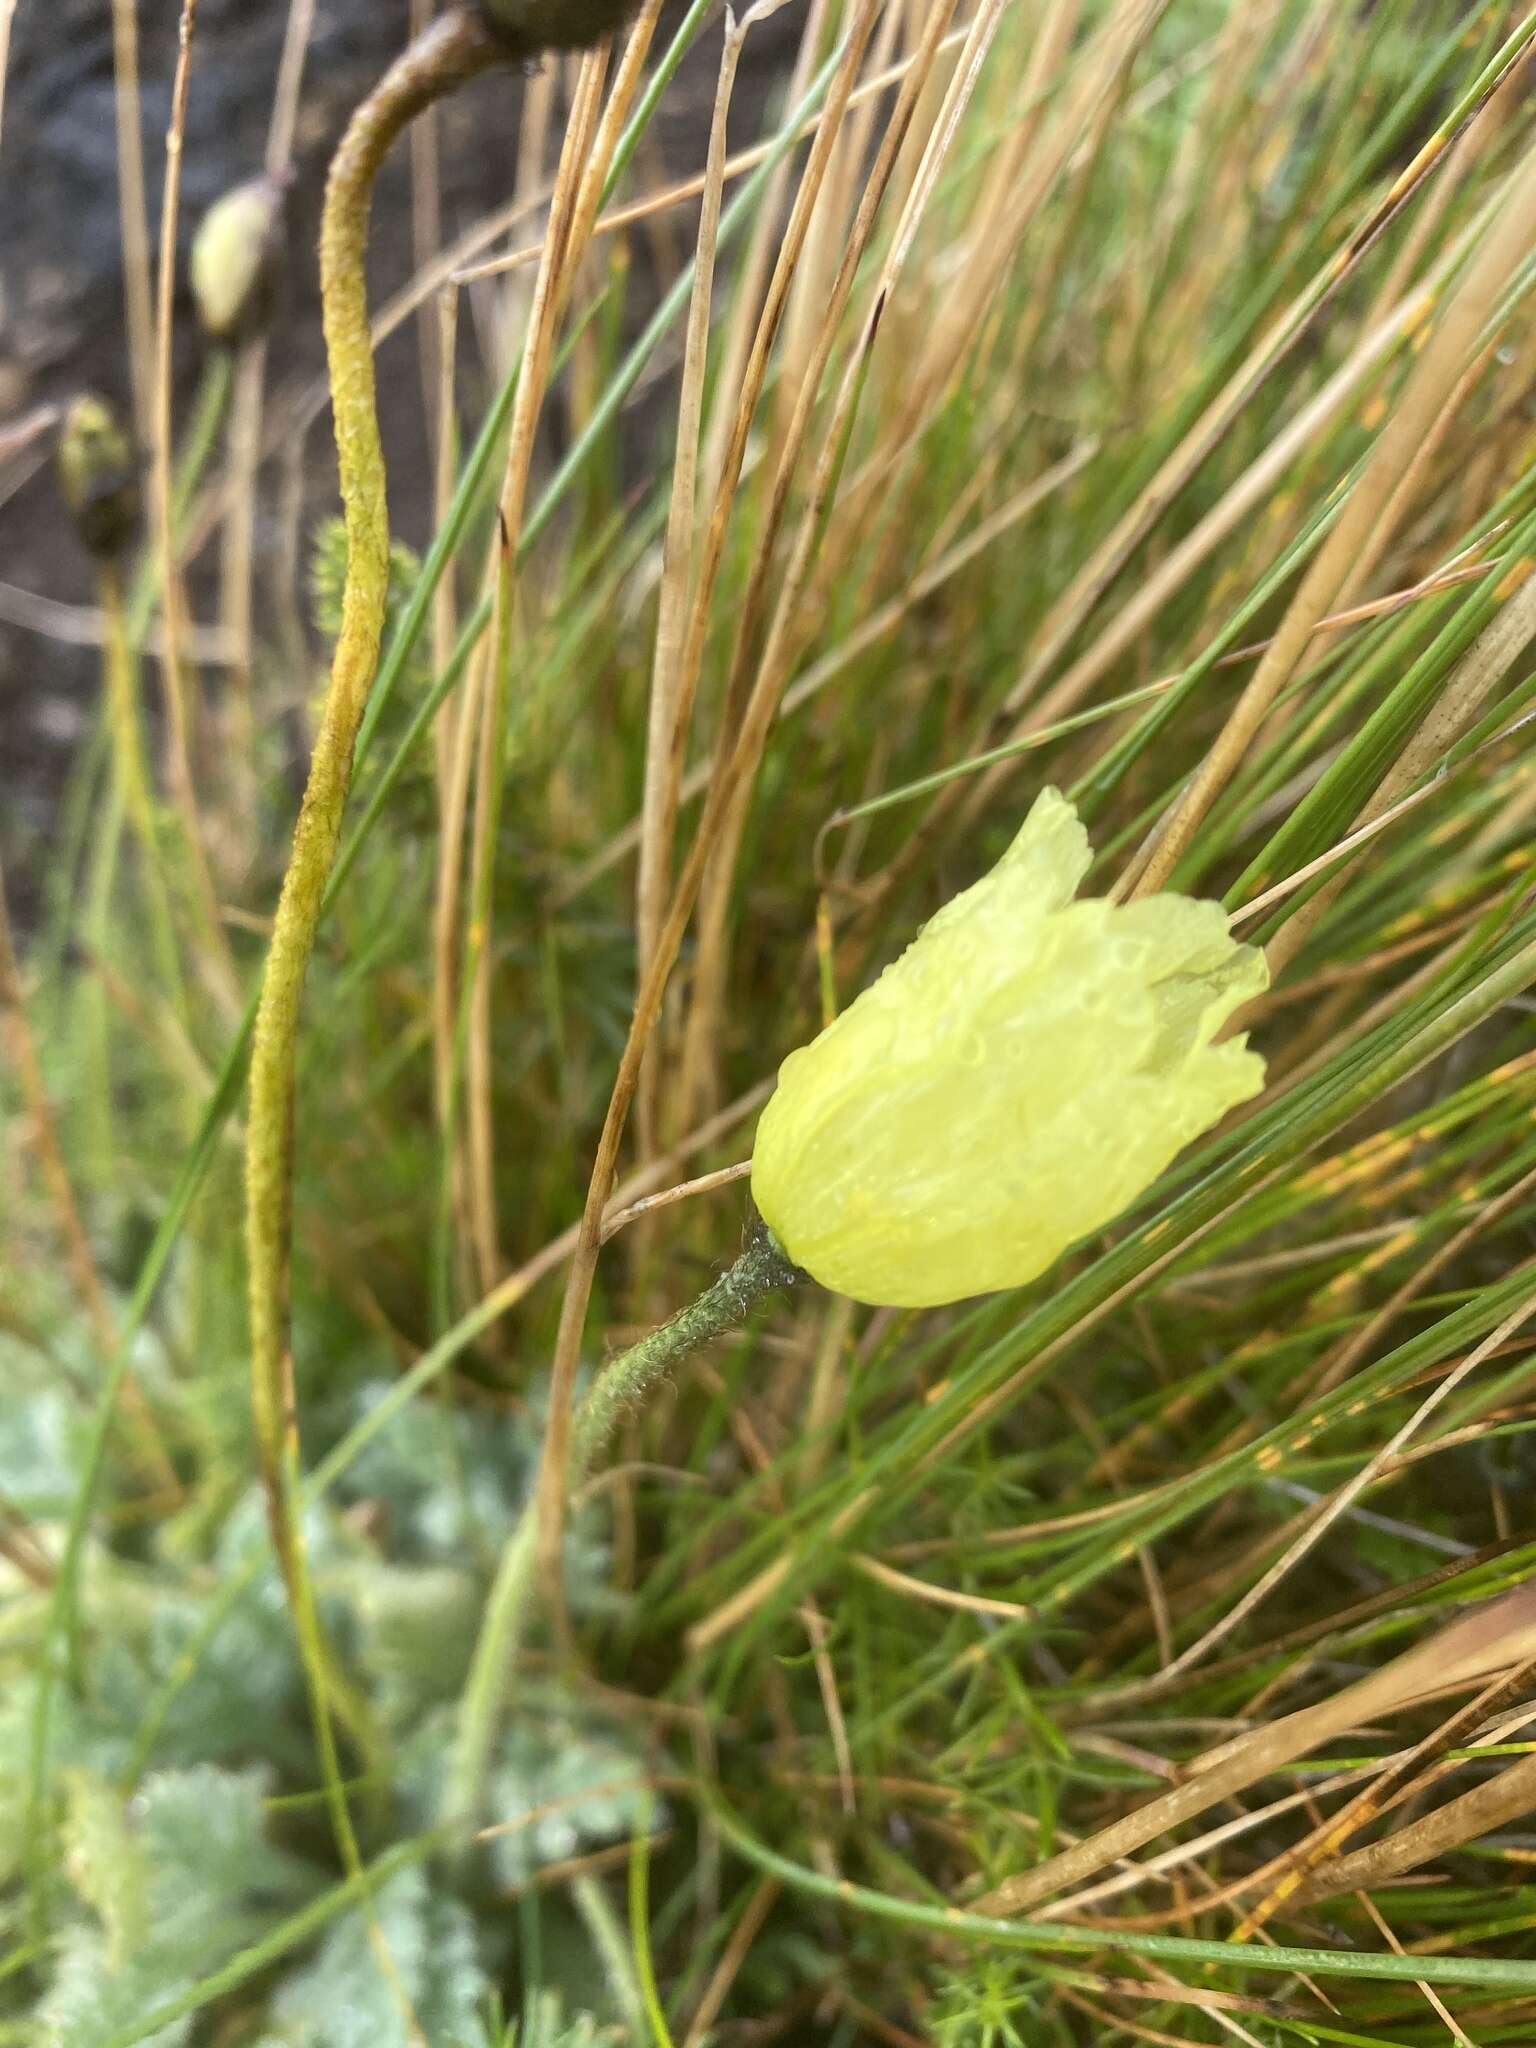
[751,788,1268,1308]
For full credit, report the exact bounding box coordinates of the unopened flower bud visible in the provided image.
[190,176,285,344]
[751,788,1268,1308]
[56,394,139,561]
[479,0,638,55]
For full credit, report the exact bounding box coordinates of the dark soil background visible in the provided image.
[0,0,796,910]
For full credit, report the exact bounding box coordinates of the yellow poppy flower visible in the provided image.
[751,788,1267,1308]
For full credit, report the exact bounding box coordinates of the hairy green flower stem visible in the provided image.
[246,1,504,1609]
[447,1228,802,1830]
[245,0,647,1588]
[244,0,641,1868]
[243,8,513,1892]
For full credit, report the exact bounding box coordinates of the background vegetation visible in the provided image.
[7,0,1536,2039]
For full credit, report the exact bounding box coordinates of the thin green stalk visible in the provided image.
[43,348,235,1053]
[76,771,126,1192]
[444,1230,802,1830]
[708,1795,1536,1990]
[628,1793,676,2048]
[124,347,235,651]
[574,1869,650,2043]
[100,565,185,1010]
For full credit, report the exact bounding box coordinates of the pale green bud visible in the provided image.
[751,789,1268,1308]
[190,177,284,344]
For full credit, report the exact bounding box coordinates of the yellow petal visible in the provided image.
[751,789,1267,1307]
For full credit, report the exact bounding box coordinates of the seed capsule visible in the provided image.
[751,788,1268,1308]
